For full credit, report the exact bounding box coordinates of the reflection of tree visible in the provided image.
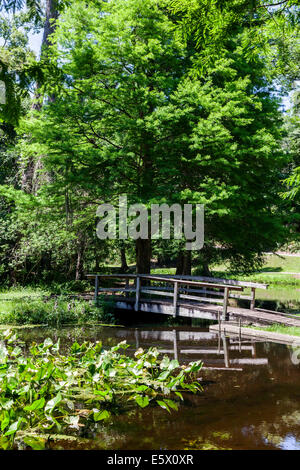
[248,409,300,449]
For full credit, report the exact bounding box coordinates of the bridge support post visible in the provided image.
[250,288,256,310]
[222,287,229,321]
[94,275,99,305]
[173,281,179,317]
[135,276,140,312]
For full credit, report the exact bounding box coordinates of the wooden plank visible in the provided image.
[142,274,268,289]
[139,275,244,291]
[178,294,224,305]
[140,289,173,297]
[98,288,136,293]
[87,274,136,279]
[230,294,252,301]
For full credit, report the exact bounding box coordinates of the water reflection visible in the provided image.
[15,324,300,450]
[113,327,268,370]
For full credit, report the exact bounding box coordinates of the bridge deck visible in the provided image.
[113,296,300,327]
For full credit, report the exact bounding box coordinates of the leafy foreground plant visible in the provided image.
[0,330,202,450]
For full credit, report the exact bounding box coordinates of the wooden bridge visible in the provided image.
[87,273,300,327]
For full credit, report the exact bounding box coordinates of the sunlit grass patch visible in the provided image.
[248,324,300,337]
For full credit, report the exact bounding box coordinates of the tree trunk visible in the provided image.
[95,244,100,273]
[32,0,59,111]
[176,250,191,275]
[75,236,85,280]
[135,238,151,274]
[201,261,211,277]
[42,0,59,50]
[120,242,129,272]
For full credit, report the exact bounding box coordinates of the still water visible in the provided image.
[17,323,300,450]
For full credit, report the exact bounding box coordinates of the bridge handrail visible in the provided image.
[86,273,268,289]
[144,274,268,290]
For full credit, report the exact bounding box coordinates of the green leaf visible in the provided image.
[158,370,170,381]
[23,435,46,450]
[136,385,148,392]
[168,359,180,371]
[135,395,150,408]
[156,400,171,413]
[164,399,178,411]
[1,415,10,432]
[24,397,45,412]
[42,338,53,350]
[175,391,183,401]
[11,346,22,357]
[93,409,111,421]
[4,418,24,436]
[45,392,62,415]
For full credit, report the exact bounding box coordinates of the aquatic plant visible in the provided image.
[0,329,202,450]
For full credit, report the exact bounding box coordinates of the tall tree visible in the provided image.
[19,0,288,275]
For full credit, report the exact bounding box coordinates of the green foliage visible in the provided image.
[49,280,91,294]
[285,166,300,199]
[248,324,300,337]
[169,0,300,85]
[0,12,41,126]
[4,296,115,326]
[0,1,43,21]
[14,0,289,276]
[0,0,298,282]
[0,329,202,450]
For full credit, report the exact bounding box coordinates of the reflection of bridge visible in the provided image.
[87,274,300,327]
[112,328,269,371]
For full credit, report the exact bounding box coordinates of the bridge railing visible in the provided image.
[87,274,266,320]
[144,274,268,311]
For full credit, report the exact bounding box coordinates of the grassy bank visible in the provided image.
[0,286,115,326]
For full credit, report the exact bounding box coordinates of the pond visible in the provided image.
[13,321,300,450]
